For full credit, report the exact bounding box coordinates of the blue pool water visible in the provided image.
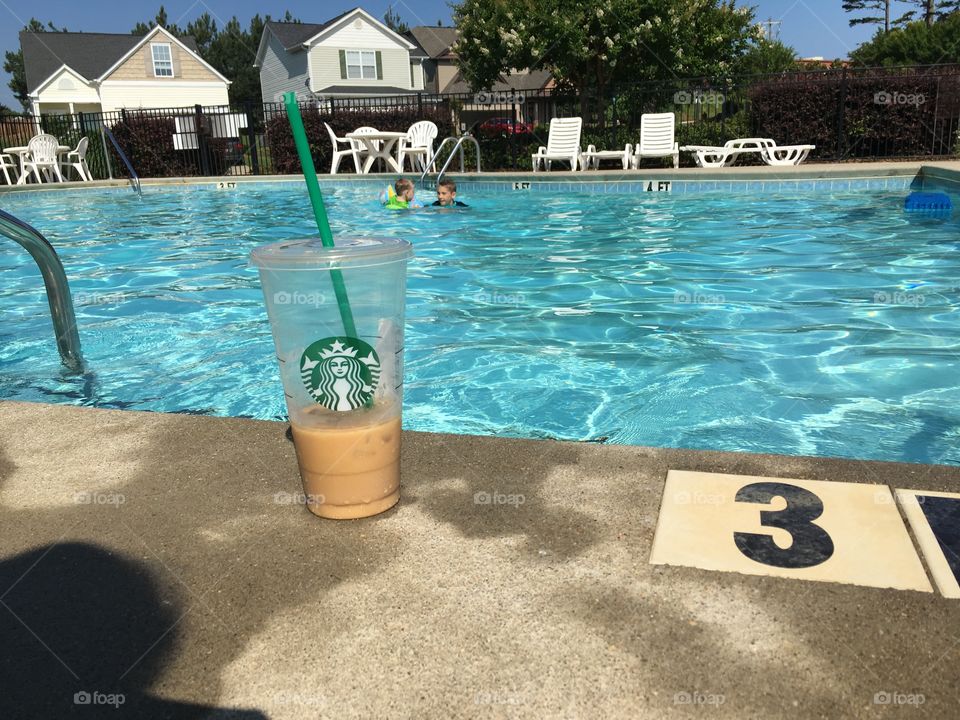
[2,182,959,465]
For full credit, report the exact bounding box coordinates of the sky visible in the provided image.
[0,0,886,109]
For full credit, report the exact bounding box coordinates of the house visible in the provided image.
[20,25,230,118]
[254,7,427,104]
[404,26,458,93]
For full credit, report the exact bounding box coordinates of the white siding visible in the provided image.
[35,68,100,105]
[259,31,309,104]
[307,14,413,91]
[99,82,229,113]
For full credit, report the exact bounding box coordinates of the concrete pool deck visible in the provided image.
[1,400,958,718]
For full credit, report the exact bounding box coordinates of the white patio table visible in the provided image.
[3,144,71,184]
[345,131,407,174]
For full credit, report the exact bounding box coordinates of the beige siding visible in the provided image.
[259,31,309,104]
[310,47,411,91]
[99,83,229,113]
[437,62,458,93]
[106,30,220,82]
[307,14,414,91]
[36,68,100,105]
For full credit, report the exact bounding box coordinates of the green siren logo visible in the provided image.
[300,337,381,411]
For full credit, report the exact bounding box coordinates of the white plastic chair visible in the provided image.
[23,134,65,183]
[399,120,438,172]
[349,126,381,171]
[0,153,18,185]
[532,117,582,171]
[324,122,361,174]
[59,137,92,181]
[680,138,816,168]
[633,113,679,169]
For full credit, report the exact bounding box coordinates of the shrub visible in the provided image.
[748,69,958,159]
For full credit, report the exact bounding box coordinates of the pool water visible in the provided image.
[2,182,959,465]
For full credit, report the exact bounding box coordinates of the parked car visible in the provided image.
[476,117,534,135]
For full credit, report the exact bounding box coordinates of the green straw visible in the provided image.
[283,91,357,338]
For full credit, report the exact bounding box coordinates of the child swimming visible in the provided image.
[432,179,469,207]
[381,178,423,210]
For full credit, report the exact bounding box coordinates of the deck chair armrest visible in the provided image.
[536,146,546,155]
[585,144,597,153]
[624,144,633,155]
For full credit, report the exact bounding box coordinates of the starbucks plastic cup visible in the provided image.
[251,237,413,519]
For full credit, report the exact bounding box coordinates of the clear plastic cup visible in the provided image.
[251,237,413,519]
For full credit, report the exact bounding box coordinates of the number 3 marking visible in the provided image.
[734,482,835,569]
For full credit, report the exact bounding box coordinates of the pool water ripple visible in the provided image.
[2,183,959,465]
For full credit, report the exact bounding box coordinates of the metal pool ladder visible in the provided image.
[0,209,83,370]
[419,134,481,187]
[102,124,142,198]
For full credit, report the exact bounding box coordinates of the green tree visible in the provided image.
[734,38,798,75]
[3,19,68,112]
[185,13,218,56]
[453,0,756,122]
[384,5,410,34]
[849,11,960,65]
[132,6,184,36]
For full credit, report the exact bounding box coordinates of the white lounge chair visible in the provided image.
[324,122,360,174]
[59,137,92,181]
[579,143,633,170]
[23,134,65,184]
[399,121,438,172]
[681,138,815,168]
[633,113,679,169]
[0,153,18,185]
[532,117,582,171]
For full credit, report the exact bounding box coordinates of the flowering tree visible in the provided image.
[452,0,758,122]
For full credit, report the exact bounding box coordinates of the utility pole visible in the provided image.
[759,17,782,41]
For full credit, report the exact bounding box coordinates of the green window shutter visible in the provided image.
[339,50,347,79]
[375,51,383,80]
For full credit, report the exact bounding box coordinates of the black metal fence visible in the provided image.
[1,64,958,181]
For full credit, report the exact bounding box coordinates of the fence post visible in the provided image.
[244,101,260,176]
[417,92,423,116]
[195,104,211,175]
[77,112,87,137]
[836,67,848,160]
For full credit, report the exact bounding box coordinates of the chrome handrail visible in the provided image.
[419,134,481,186]
[102,124,142,198]
[0,209,82,370]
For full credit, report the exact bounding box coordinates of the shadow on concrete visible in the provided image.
[0,542,266,719]
[0,413,405,715]
[404,434,602,558]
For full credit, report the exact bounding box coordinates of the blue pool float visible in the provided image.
[904,192,952,213]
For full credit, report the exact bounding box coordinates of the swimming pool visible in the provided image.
[2,179,959,465]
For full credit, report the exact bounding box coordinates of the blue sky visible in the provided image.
[0,0,885,109]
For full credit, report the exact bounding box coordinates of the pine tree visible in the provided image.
[841,0,891,32]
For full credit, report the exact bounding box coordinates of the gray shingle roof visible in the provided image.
[21,30,200,93]
[407,27,458,59]
[441,69,553,95]
[314,85,417,95]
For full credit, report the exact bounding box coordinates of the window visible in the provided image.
[152,44,173,77]
[345,50,377,80]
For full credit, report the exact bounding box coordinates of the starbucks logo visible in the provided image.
[300,337,381,411]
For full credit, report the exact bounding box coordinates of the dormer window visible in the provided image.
[152,43,173,77]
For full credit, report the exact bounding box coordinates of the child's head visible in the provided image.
[436,179,458,205]
[395,178,415,202]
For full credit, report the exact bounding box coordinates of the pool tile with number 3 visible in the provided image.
[649,471,932,592]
